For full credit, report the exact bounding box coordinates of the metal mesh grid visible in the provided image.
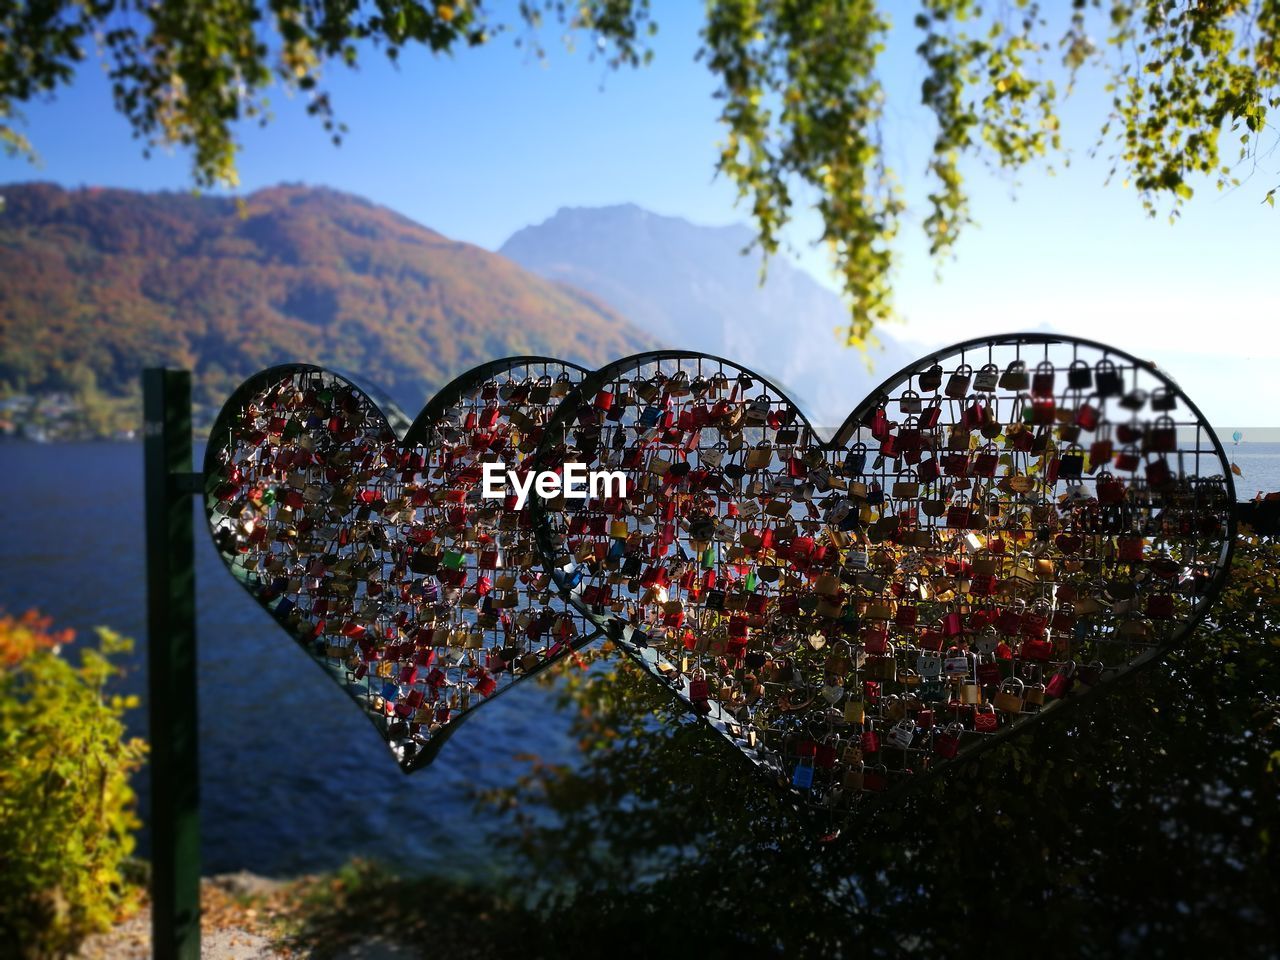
[204,361,598,771]
[532,337,1234,816]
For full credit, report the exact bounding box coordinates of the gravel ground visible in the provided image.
[74,873,419,959]
[77,911,280,960]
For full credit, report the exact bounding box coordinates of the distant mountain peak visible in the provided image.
[524,202,757,243]
[500,203,918,425]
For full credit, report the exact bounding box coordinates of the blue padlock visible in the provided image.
[792,761,815,790]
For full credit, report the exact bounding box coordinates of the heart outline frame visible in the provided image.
[203,356,605,772]
[529,333,1236,815]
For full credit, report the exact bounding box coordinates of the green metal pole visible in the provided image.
[143,369,200,960]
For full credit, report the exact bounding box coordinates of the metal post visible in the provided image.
[143,369,200,960]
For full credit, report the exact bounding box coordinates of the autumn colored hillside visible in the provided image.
[0,183,655,429]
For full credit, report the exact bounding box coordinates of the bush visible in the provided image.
[475,532,1280,958]
[0,612,147,959]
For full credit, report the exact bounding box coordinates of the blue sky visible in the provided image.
[2,2,1276,427]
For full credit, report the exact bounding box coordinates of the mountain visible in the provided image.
[0,184,656,425]
[500,203,919,428]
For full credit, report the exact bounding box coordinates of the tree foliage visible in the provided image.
[472,531,1280,957]
[0,182,654,429]
[0,612,147,959]
[1,1,1277,341]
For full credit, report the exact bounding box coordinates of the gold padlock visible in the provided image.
[993,678,1025,714]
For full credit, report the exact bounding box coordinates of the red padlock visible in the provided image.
[976,661,1002,686]
[687,670,710,705]
[860,726,880,754]
[996,607,1024,635]
[934,724,963,759]
[973,705,999,732]
[862,626,889,655]
[1075,403,1100,431]
[863,765,888,791]
[1020,638,1054,662]
[1045,663,1075,698]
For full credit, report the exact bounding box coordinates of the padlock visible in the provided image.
[844,442,869,475]
[933,722,964,759]
[887,719,915,749]
[993,677,1025,714]
[1057,446,1085,479]
[1045,660,1076,698]
[1031,359,1055,398]
[860,723,880,754]
[917,650,943,679]
[864,643,897,680]
[745,441,773,471]
[1067,358,1092,391]
[1119,387,1147,411]
[916,457,941,485]
[840,761,865,792]
[999,359,1030,391]
[975,659,1003,686]
[892,475,921,499]
[883,693,907,720]
[687,669,710,706]
[973,703,999,732]
[1145,415,1177,454]
[792,759,815,790]
[973,362,999,393]
[745,396,772,425]
[912,361,942,393]
[1095,357,1124,397]
[826,640,854,675]
[945,363,972,399]
[959,679,983,705]
[1150,386,1177,412]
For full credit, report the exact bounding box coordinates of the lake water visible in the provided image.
[1224,441,1280,499]
[1,440,1277,878]
[0,442,585,878]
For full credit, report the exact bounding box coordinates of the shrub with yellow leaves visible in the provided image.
[0,612,147,959]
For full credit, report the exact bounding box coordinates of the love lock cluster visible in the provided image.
[205,358,604,770]
[204,335,1236,816]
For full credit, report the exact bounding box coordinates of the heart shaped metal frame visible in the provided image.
[203,357,602,771]
[530,334,1235,815]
